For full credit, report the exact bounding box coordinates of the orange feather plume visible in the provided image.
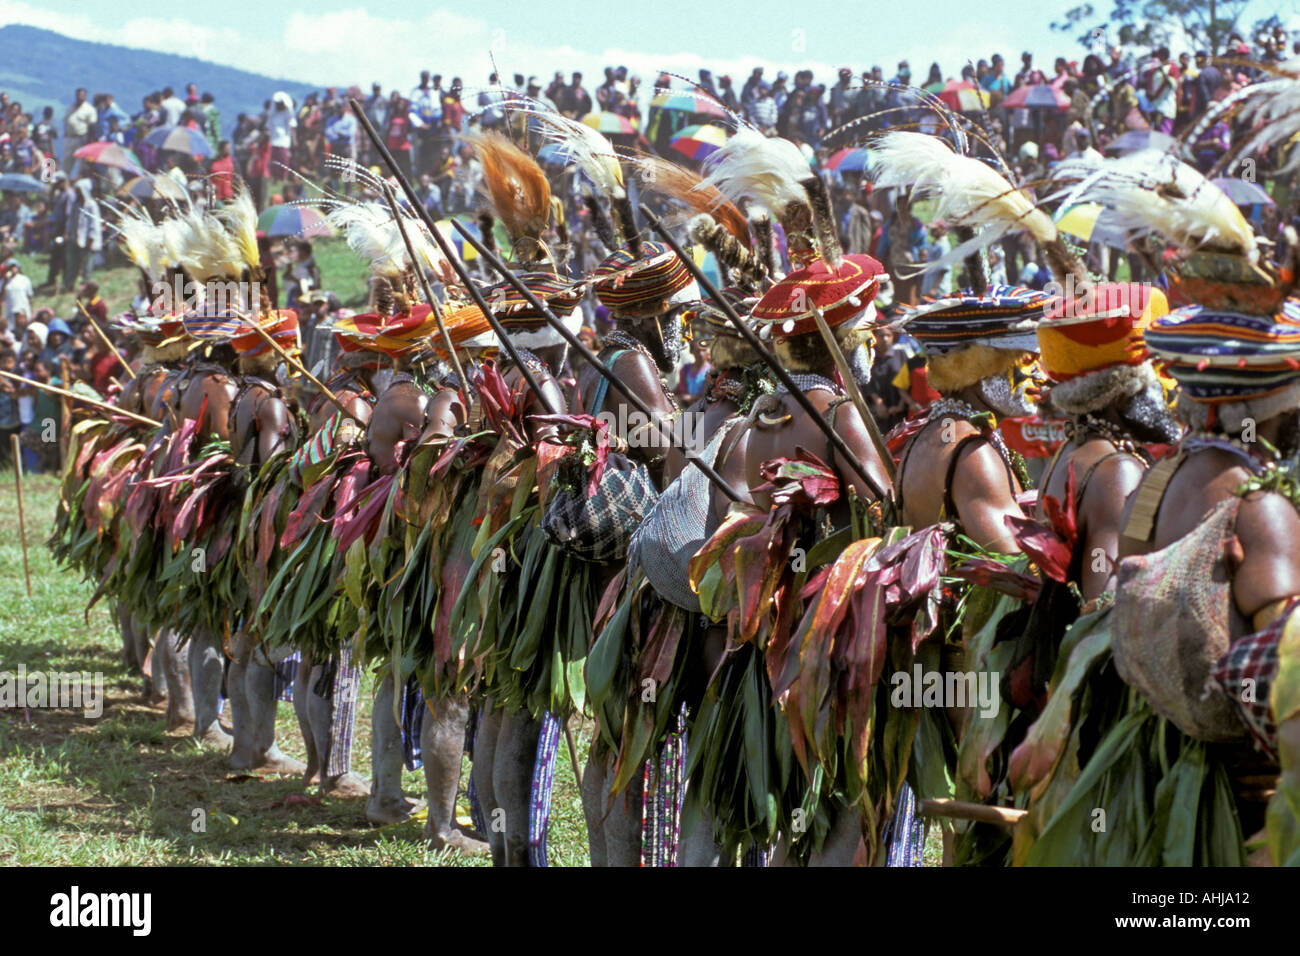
[634,154,748,241]
[464,131,551,250]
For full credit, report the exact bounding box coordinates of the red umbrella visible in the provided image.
[1001,84,1070,111]
[936,81,990,112]
[73,141,145,172]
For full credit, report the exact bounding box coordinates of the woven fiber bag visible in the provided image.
[1112,496,1248,741]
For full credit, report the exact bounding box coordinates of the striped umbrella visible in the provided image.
[1054,202,1128,247]
[434,217,511,261]
[144,125,214,158]
[1001,84,1070,111]
[1210,176,1274,207]
[824,147,874,173]
[650,91,727,118]
[669,124,728,161]
[117,174,187,201]
[257,205,333,238]
[73,141,144,172]
[582,111,637,136]
[936,81,990,113]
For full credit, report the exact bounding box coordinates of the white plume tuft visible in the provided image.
[697,129,811,215]
[1047,148,1257,261]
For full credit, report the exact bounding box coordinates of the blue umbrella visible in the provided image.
[143,125,214,158]
[0,172,46,192]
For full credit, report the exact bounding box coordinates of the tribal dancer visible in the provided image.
[1019,149,1300,864]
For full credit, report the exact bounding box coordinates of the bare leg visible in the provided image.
[600,757,643,867]
[365,673,422,824]
[157,630,194,733]
[245,657,305,775]
[227,649,254,769]
[293,651,319,785]
[188,627,232,750]
[472,704,505,866]
[421,693,487,854]
[492,708,541,867]
[580,751,609,867]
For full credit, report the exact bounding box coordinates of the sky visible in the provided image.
[5,0,1300,98]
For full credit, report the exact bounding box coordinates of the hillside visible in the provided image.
[0,23,319,137]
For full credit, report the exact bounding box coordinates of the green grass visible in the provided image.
[0,473,592,866]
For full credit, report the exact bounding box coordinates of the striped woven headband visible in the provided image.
[482,272,584,327]
[591,242,694,308]
[903,285,1055,352]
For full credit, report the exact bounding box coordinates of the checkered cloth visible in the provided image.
[1211,621,1283,758]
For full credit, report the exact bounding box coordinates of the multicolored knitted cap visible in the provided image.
[1145,302,1300,405]
[902,284,1055,355]
[330,304,443,358]
[750,254,884,341]
[230,309,301,360]
[481,271,585,349]
[1038,283,1168,382]
[591,241,698,313]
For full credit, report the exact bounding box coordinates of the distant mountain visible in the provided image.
[0,23,319,139]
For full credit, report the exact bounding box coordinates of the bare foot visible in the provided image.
[196,723,234,751]
[322,773,371,799]
[250,749,308,777]
[425,826,490,856]
[366,796,424,826]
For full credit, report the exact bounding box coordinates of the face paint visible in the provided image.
[848,342,875,390]
[979,362,1040,418]
[1118,375,1183,445]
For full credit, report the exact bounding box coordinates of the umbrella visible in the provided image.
[73,141,144,172]
[1001,84,1070,111]
[536,143,574,166]
[434,217,511,260]
[143,125,214,158]
[1210,176,1274,207]
[1104,130,1176,154]
[582,111,637,136]
[257,205,333,238]
[824,147,874,173]
[1054,202,1128,247]
[669,124,728,161]
[117,175,187,201]
[936,80,990,113]
[650,91,728,118]
[0,172,45,192]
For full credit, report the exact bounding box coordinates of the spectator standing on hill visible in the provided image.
[63,87,96,173]
[159,87,185,126]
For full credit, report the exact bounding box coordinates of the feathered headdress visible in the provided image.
[1050,148,1257,260]
[464,130,553,265]
[631,153,764,287]
[698,129,840,269]
[871,130,1083,285]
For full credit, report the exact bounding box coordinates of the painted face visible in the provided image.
[847,341,875,389]
[980,356,1044,418]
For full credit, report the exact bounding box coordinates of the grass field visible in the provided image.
[0,473,593,866]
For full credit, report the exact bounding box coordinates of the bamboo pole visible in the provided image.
[0,370,160,428]
[639,204,890,504]
[917,798,1027,828]
[75,299,136,380]
[239,317,355,419]
[811,307,897,482]
[58,355,71,465]
[11,433,32,598]
[378,181,470,402]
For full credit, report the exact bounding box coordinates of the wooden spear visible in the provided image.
[810,306,897,482]
[238,316,356,419]
[377,181,470,402]
[0,370,160,428]
[10,433,32,597]
[639,203,890,503]
[75,299,136,380]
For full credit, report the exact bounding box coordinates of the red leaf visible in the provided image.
[1004,514,1072,583]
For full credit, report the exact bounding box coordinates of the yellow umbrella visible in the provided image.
[1054,203,1102,241]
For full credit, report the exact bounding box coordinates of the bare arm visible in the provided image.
[1232,491,1300,627]
[829,400,893,504]
[1077,454,1146,601]
[953,441,1025,554]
